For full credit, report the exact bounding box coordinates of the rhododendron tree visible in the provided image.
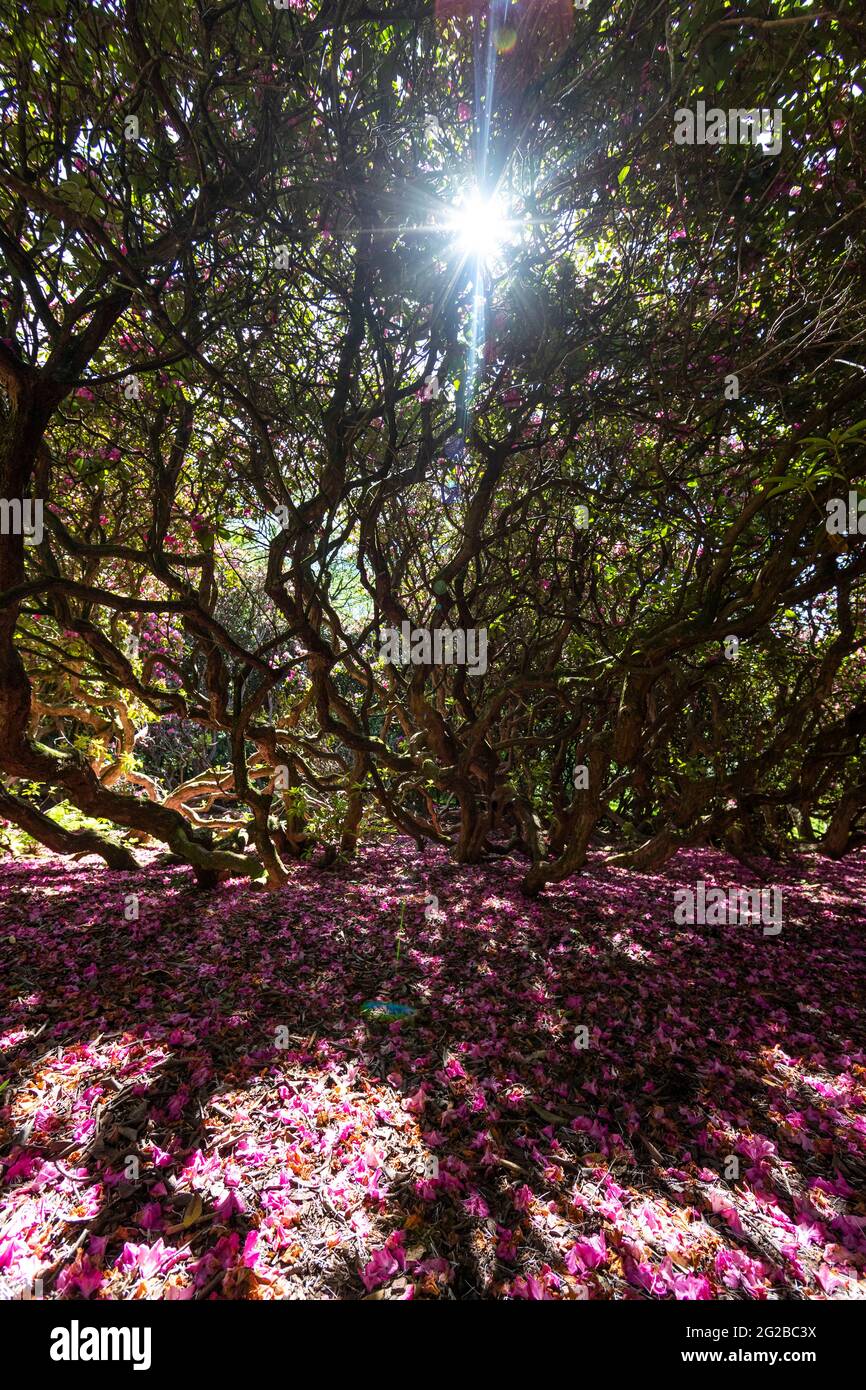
[0,0,864,901]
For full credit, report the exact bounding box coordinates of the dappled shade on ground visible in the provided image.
[1,842,864,1300]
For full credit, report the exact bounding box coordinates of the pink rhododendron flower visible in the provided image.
[360,1247,399,1292]
[565,1232,606,1273]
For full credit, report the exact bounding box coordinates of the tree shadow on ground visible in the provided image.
[1,839,864,1299]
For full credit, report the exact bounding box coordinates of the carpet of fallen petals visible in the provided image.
[1,840,865,1300]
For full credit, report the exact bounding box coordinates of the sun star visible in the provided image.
[450,189,511,263]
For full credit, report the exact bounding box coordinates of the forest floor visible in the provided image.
[1,839,865,1300]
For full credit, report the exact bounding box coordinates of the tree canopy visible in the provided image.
[1,0,865,892]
